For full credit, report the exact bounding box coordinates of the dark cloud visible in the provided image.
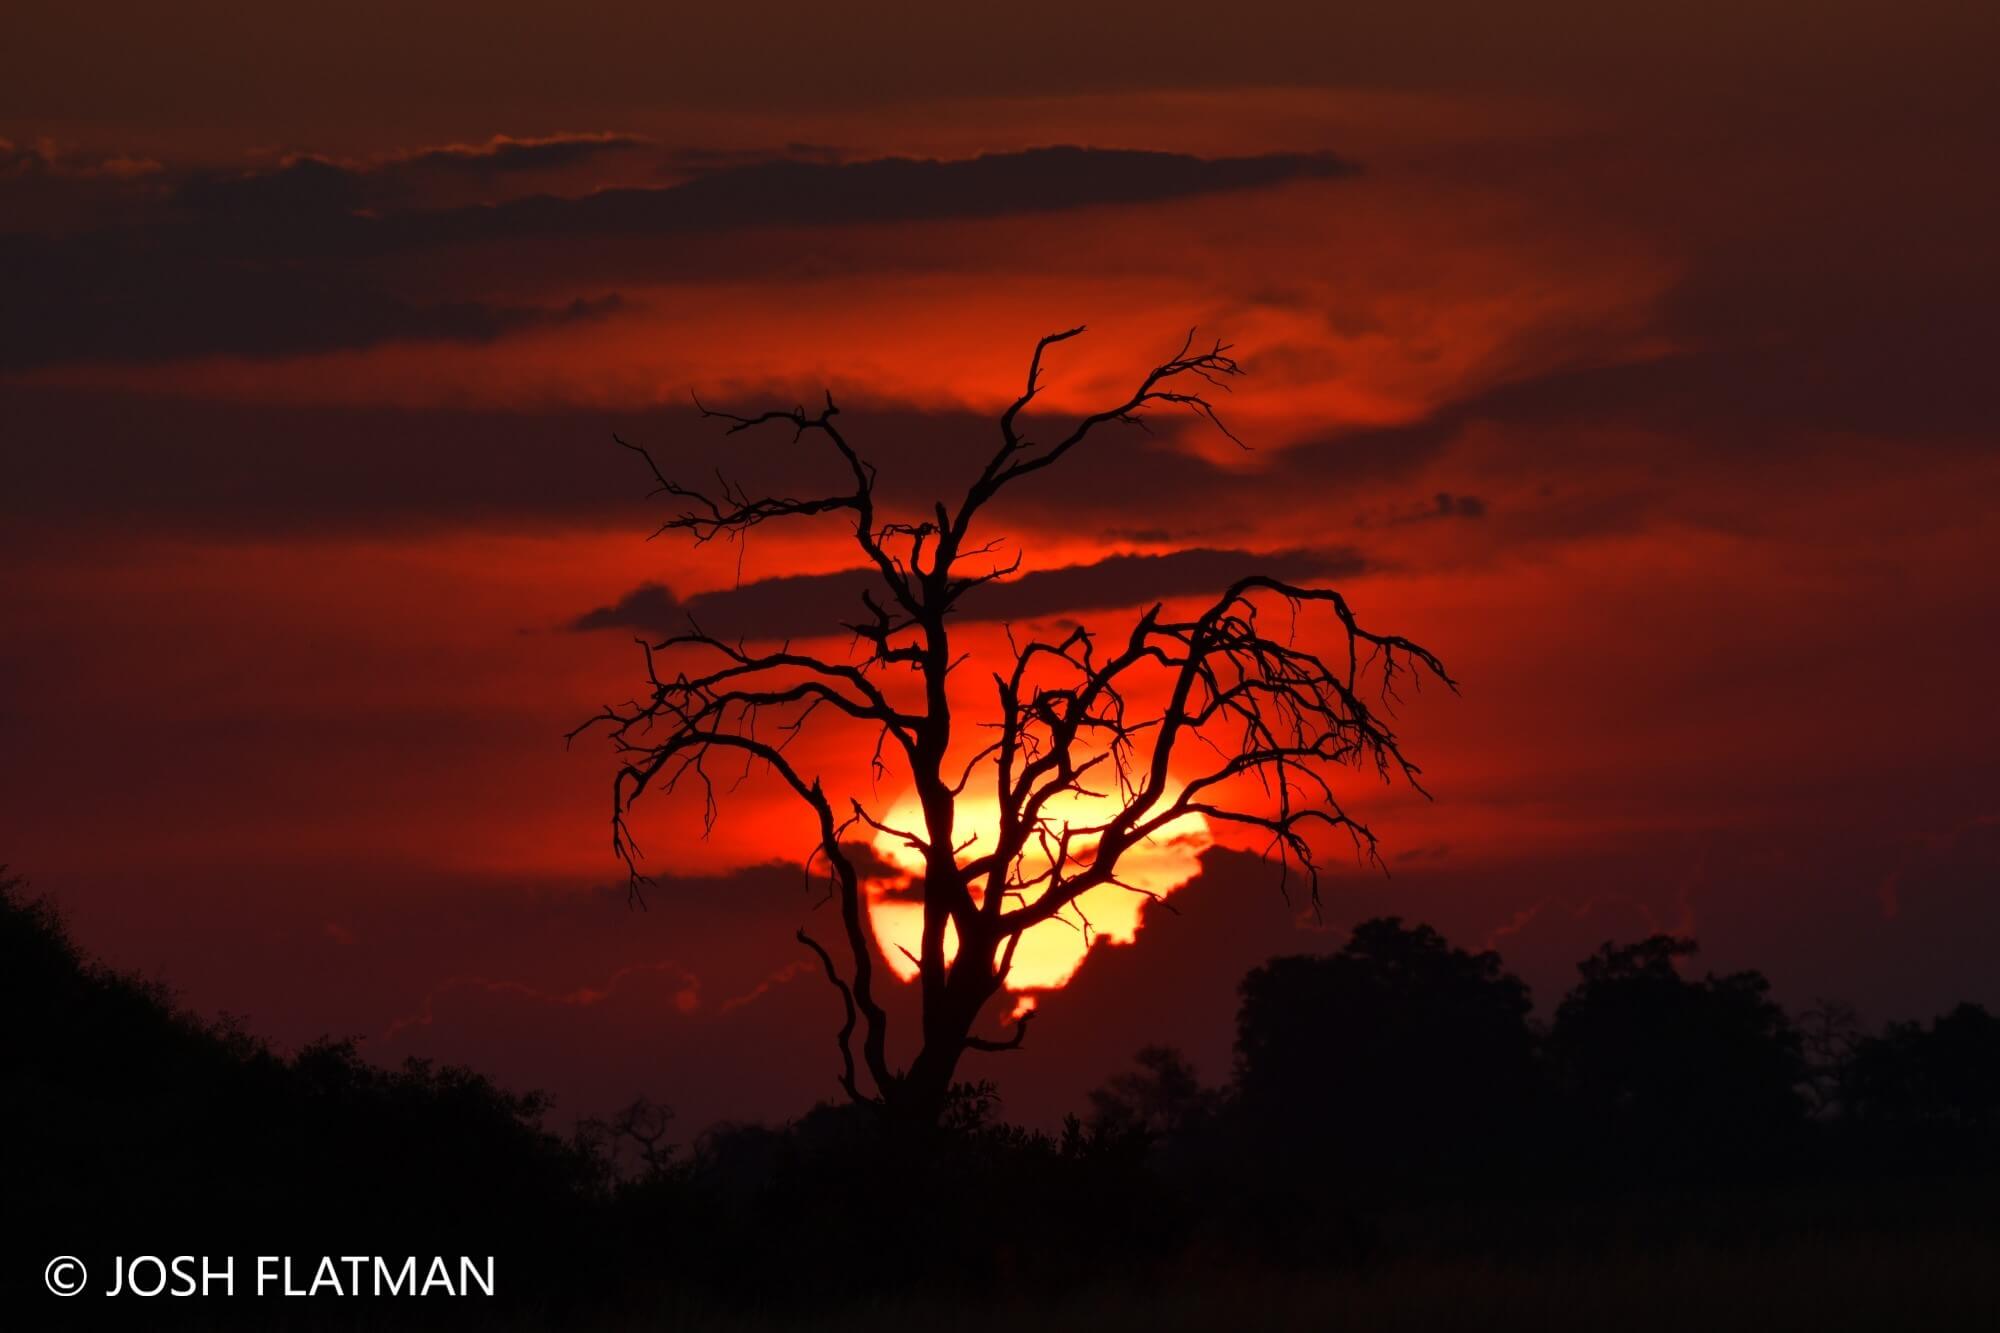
[172,155,369,221]
[971,545,1366,621]
[1383,491,1487,524]
[157,145,1352,261]
[1438,492,1485,518]
[394,147,1354,250]
[572,545,1366,640]
[392,132,654,174]
[0,137,168,233]
[1381,231,2000,450]
[0,232,624,369]
[2,145,1352,369]
[0,388,650,534]
[5,137,674,368]
[163,134,660,222]
[1,136,163,182]
[596,397,1465,554]
[1416,343,1994,446]
[654,143,846,176]
[167,134,660,219]
[16,333,1833,550]
[29,272,1943,545]
[0,388,1434,539]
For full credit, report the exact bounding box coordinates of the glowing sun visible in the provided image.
[863,788,1213,1003]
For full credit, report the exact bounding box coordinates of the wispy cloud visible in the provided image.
[573,545,1367,640]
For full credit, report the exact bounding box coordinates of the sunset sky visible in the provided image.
[4,1,1996,1129]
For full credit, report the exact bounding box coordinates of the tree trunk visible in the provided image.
[888,937,1000,1125]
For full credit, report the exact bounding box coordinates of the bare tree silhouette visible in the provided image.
[573,328,1452,1125]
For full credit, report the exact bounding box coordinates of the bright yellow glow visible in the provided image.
[865,787,1212,996]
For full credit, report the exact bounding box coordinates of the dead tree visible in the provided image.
[573,328,1453,1126]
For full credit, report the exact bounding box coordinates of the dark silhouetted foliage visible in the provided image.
[1233,917,1539,1194]
[1548,936,1807,1182]
[0,870,606,1325]
[1846,1003,2000,1128]
[1842,1002,2000,1173]
[11,866,2000,1328]
[1088,1046,1223,1143]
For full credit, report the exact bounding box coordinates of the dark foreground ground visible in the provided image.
[167,1218,1996,1333]
[640,1233,1999,1333]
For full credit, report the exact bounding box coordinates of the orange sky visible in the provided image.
[3,4,1997,1128]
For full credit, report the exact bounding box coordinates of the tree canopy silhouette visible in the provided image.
[1549,936,1806,1178]
[574,329,1453,1124]
[1844,1002,2000,1171]
[1233,917,1538,1190]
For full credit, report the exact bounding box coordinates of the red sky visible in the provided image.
[3,2,1997,1129]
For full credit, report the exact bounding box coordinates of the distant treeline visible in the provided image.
[5,870,1997,1327]
[1097,919,2000,1194]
